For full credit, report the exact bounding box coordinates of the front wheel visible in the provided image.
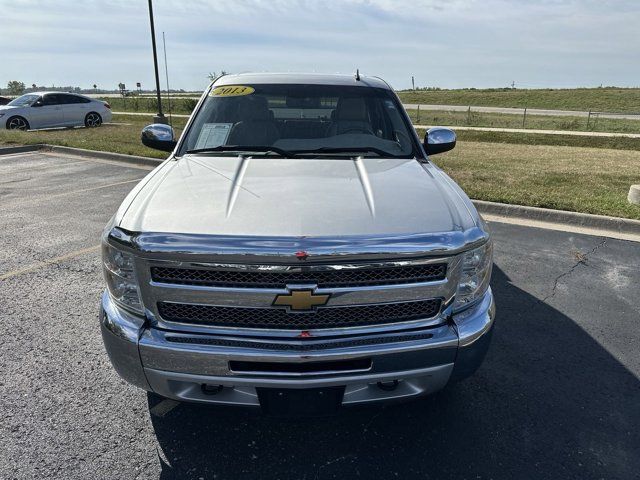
[85,112,102,128]
[6,116,30,131]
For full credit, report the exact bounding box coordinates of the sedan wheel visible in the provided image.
[7,116,29,131]
[85,112,102,128]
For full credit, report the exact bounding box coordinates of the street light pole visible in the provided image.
[147,0,166,124]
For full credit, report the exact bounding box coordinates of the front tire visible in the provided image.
[6,116,30,131]
[85,112,102,128]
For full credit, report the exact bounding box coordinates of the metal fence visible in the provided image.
[406,104,640,133]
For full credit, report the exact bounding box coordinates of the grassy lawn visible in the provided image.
[430,141,640,220]
[0,114,187,159]
[398,87,640,113]
[102,97,197,115]
[407,108,640,134]
[1,114,639,220]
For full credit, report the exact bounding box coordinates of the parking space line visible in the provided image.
[46,152,157,171]
[149,399,181,417]
[484,214,640,243]
[0,159,94,174]
[0,245,101,281]
[8,178,144,206]
[0,152,43,160]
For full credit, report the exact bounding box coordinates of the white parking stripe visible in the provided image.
[46,152,156,171]
[149,399,181,417]
[484,214,640,243]
[0,245,100,281]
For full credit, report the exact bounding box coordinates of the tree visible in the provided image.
[207,70,228,82]
[7,81,25,96]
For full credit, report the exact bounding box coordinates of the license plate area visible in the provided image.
[257,386,345,416]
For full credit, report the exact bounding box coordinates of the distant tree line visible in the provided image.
[1,80,193,96]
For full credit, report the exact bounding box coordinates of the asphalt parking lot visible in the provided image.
[1,151,639,480]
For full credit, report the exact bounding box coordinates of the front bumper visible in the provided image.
[100,288,495,407]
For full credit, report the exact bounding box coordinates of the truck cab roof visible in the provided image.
[213,72,393,90]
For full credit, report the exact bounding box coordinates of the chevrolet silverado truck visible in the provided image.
[100,73,494,415]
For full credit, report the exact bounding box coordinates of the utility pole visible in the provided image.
[162,32,173,126]
[411,76,415,90]
[147,0,166,124]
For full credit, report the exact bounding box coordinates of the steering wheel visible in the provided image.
[341,127,375,136]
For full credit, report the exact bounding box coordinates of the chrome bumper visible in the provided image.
[99,288,495,407]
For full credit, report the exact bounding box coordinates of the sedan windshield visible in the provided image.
[8,94,40,107]
[179,84,417,158]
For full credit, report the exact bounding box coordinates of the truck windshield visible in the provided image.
[179,84,417,158]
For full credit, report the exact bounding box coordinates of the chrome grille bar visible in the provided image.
[150,263,447,289]
[157,299,442,329]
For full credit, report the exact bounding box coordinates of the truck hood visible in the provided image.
[118,156,476,237]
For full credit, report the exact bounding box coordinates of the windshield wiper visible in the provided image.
[186,145,295,158]
[289,147,395,157]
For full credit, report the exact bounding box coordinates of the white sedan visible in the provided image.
[0,92,112,130]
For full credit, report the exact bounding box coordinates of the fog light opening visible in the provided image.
[377,380,399,391]
[201,384,224,395]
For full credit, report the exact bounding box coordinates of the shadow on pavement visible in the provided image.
[148,266,640,479]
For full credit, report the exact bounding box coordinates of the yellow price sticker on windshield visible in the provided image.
[210,85,255,97]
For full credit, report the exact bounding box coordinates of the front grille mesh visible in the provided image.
[157,299,442,329]
[151,263,446,289]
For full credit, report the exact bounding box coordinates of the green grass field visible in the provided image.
[0,115,187,159]
[102,96,197,115]
[1,114,639,219]
[407,109,640,134]
[398,87,640,113]
[430,140,640,220]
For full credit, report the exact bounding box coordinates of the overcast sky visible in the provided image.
[2,0,639,91]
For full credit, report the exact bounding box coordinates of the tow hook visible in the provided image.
[377,380,399,391]
[201,384,224,395]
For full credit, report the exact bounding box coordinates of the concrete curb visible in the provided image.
[0,143,164,167]
[474,200,640,235]
[44,144,163,167]
[0,144,46,155]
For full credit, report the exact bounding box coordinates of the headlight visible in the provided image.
[453,241,493,312]
[102,241,143,314]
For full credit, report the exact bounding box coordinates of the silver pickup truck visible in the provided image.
[100,73,494,415]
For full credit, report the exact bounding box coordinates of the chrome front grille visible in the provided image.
[150,263,447,289]
[137,255,461,335]
[157,299,442,329]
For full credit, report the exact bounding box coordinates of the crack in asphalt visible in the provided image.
[542,237,608,303]
[314,455,357,480]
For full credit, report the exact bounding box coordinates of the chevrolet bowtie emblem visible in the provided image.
[273,289,330,311]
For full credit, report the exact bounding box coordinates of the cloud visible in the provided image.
[1,0,639,91]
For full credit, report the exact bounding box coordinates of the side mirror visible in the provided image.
[141,124,177,152]
[32,100,43,107]
[424,127,456,156]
